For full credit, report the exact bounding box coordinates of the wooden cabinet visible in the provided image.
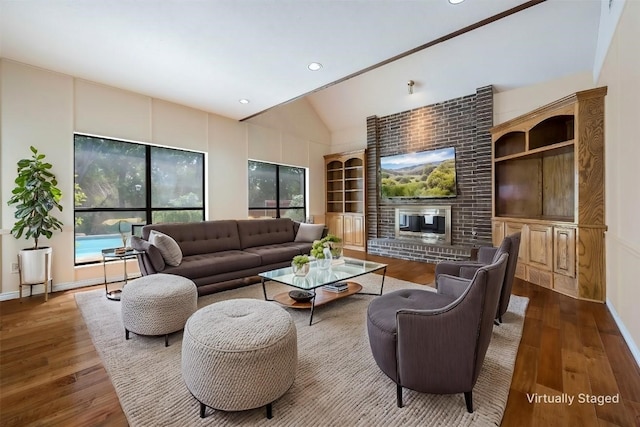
[324,150,366,251]
[491,87,607,301]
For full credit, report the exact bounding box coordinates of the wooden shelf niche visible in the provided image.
[324,150,366,251]
[491,87,607,302]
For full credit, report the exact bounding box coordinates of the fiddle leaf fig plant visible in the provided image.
[7,146,64,249]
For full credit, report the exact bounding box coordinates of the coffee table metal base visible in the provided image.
[262,268,386,325]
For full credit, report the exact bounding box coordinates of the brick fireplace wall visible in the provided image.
[366,86,493,261]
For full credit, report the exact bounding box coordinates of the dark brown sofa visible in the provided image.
[131,218,324,296]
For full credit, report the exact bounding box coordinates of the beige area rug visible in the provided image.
[75,274,528,426]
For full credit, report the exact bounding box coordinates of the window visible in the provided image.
[74,134,205,264]
[248,160,306,222]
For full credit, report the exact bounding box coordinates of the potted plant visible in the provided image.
[291,254,310,276]
[7,146,63,285]
[310,234,342,270]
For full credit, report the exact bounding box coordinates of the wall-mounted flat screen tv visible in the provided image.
[380,146,457,198]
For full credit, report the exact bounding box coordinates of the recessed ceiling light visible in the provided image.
[448,0,465,4]
[239,99,250,104]
[308,62,323,71]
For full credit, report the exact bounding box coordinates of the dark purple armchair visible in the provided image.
[435,232,521,323]
[366,253,508,413]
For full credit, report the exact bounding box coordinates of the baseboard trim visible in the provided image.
[606,298,640,369]
[0,278,106,301]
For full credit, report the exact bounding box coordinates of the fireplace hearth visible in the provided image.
[395,206,451,245]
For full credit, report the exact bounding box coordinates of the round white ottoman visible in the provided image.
[182,299,297,419]
[121,273,197,347]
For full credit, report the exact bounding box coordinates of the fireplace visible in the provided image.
[395,206,451,245]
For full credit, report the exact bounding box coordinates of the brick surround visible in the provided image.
[366,86,493,263]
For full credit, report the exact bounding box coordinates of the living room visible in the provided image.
[1,0,639,425]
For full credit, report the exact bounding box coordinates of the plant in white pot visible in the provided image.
[7,146,63,294]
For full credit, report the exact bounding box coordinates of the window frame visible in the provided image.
[247,160,307,221]
[73,133,205,265]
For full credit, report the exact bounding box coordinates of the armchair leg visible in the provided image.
[464,391,473,413]
[396,384,403,408]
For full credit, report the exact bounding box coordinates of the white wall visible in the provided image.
[597,0,640,365]
[0,59,330,298]
[493,71,595,124]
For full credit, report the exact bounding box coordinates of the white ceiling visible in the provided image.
[0,0,602,132]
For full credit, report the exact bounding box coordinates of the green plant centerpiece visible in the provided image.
[310,234,343,259]
[310,234,343,271]
[7,146,63,286]
[291,254,310,276]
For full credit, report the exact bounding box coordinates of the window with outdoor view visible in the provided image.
[248,160,306,222]
[74,134,205,264]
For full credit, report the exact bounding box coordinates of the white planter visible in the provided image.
[19,247,53,285]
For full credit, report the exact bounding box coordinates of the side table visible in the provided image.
[102,248,143,301]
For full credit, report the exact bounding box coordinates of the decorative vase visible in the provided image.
[292,262,310,277]
[329,242,343,259]
[317,247,333,270]
[316,258,331,270]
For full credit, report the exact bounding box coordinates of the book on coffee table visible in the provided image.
[323,282,349,293]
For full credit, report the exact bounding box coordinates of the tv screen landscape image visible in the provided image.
[380,147,457,198]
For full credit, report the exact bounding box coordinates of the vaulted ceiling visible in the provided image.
[0,0,602,132]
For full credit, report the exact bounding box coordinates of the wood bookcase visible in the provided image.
[324,149,366,251]
[491,87,607,302]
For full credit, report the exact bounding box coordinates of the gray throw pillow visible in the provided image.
[294,223,325,242]
[130,236,165,272]
[149,230,183,266]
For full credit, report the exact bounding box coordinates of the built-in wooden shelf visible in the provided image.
[491,87,607,302]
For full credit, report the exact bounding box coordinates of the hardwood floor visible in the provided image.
[1,251,639,426]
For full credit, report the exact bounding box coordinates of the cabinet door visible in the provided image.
[527,224,553,271]
[492,220,505,246]
[352,215,365,247]
[505,222,527,263]
[554,226,576,277]
[326,214,344,240]
[343,214,354,246]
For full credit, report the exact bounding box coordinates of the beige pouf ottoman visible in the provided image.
[121,273,197,347]
[181,299,297,419]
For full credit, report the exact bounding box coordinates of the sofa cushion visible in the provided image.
[143,220,242,256]
[150,230,183,266]
[161,251,262,279]
[294,223,325,242]
[243,243,302,265]
[237,218,295,249]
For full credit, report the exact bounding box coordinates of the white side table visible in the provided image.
[102,248,143,301]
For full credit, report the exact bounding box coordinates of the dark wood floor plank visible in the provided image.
[562,349,599,425]
[536,325,564,392]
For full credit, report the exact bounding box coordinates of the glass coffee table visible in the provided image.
[259,257,387,325]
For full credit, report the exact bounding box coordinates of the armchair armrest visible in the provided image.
[436,274,471,299]
[434,261,465,278]
[459,265,481,279]
[394,296,481,392]
[435,261,483,287]
[477,246,498,264]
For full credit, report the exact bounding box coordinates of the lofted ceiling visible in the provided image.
[0,0,602,133]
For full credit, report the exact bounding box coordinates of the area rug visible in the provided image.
[75,274,528,426]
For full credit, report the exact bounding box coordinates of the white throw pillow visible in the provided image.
[294,223,325,242]
[149,230,183,266]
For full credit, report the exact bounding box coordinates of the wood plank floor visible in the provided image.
[1,251,639,426]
